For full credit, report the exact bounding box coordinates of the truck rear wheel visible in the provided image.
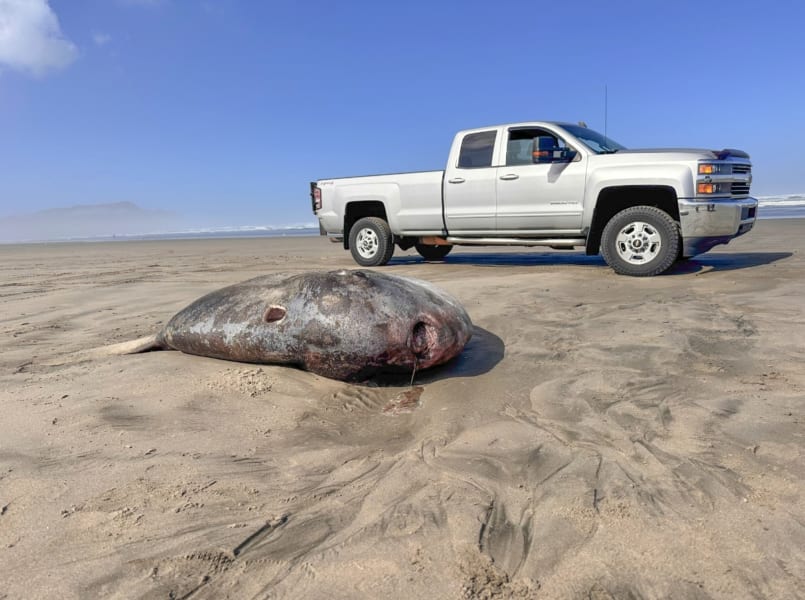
[415,243,453,262]
[349,217,395,267]
[601,206,680,276]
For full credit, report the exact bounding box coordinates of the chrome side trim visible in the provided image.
[445,236,586,247]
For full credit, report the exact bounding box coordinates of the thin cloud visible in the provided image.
[93,32,112,46]
[0,0,77,76]
[118,0,165,6]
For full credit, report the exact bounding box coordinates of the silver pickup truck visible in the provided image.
[310,122,757,276]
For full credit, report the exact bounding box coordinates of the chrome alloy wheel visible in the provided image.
[614,221,662,265]
[355,227,380,259]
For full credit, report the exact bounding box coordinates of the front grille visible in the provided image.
[732,164,751,174]
[732,182,751,195]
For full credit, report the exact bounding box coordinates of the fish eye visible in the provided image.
[263,305,286,323]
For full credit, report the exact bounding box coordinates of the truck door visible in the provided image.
[443,130,498,234]
[495,127,586,231]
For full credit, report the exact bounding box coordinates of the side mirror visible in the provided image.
[556,148,578,162]
[532,138,578,163]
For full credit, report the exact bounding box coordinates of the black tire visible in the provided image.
[676,245,691,262]
[415,243,453,262]
[600,206,680,276]
[348,217,395,267]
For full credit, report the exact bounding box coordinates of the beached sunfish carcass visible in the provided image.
[128,269,473,381]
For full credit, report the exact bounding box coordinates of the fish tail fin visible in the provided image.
[101,333,169,355]
[39,333,170,368]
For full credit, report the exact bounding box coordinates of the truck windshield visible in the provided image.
[560,124,626,154]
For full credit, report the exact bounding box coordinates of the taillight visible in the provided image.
[310,182,322,212]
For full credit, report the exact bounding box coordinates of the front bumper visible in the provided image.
[678,196,757,257]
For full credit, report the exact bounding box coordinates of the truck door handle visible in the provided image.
[448,177,465,184]
[499,174,519,180]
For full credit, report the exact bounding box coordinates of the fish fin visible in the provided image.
[38,334,170,368]
[99,334,168,355]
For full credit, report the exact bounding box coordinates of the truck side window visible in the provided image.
[506,128,569,165]
[458,131,497,169]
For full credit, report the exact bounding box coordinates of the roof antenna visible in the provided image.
[604,84,610,149]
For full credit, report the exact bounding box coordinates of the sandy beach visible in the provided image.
[1,219,803,599]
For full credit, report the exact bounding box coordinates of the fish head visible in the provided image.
[299,270,473,376]
[387,275,473,371]
[406,313,471,370]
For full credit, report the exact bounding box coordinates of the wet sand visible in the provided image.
[0,219,803,599]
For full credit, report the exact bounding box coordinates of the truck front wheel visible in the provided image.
[348,217,395,267]
[601,206,680,276]
[415,243,453,262]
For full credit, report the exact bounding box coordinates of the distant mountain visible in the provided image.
[0,202,180,242]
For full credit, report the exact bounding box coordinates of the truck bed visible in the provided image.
[316,170,445,236]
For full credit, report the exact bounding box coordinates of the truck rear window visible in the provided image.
[458,131,496,168]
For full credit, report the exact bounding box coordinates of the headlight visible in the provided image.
[697,182,728,194]
[698,163,724,175]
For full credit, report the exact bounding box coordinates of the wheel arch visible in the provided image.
[586,185,679,255]
[343,201,388,249]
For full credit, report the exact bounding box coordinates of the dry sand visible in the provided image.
[1,219,803,599]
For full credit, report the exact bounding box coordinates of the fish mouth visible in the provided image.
[409,319,440,366]
[407,314,472,371]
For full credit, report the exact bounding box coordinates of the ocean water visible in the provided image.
[757,194,805,219]
[18,225,323,243]
[92,225,322,242]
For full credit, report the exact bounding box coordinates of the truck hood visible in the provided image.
[615,148,750,159]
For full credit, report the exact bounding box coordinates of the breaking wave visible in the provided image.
[757,194,805,219]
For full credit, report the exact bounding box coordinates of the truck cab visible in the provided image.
[443,123,590,234]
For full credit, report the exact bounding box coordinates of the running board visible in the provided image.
[422,236,586,248]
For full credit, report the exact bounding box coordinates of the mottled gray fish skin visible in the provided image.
[155,269,473,381]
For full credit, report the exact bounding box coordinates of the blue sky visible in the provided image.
[1,0,804,230]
